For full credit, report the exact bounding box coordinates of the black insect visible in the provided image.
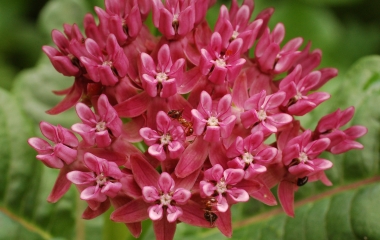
[297,176,308,186]
[203,198,218,226]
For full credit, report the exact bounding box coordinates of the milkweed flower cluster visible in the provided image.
[28,0,367,239]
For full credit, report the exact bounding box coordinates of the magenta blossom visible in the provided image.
[28,121,78,168]
[139,111,185,161]
[200,164,249,212]
[139,44,185,98]
[314,107,367,154]
[80,34,129,86]
[67,153,123,202]
[71,94,122,148]
[199,32,246,84]
[279,65,330,116]
[227,131,278,179]
[143,172,191,222]
[240,90,293,135]
[192,91,236,142]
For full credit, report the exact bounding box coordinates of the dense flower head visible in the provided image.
[28,0,368,239]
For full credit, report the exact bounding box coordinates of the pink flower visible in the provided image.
[200,164,249,212]
[139,111,185,161]
[279,65,330,116]
[191,91,236,142]
[143,172,191,222]
[240,90,293,135]
[254,23,302,74]
[67,153,123,203]
[282,130,332,177]
[199,32,246,84]
[214,3,262,52]
[152,0,196,39]
[71,94,122,148]
[80,34,129,86]
[28,121,78,168]
[100,0,143,45]
[315,107,367,154]
[226,131,278,179]
[278,130,332,217]
[139,44,185,98]
[111,155,197,239]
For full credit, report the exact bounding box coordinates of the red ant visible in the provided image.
[167,109,193,136]
[203,197,218,226]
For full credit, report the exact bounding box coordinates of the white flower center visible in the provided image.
[160,134,171,145]
[257,110,267,121]
[231,30,239,40]
[96,121,107,132]
[216,178,227,194]
[242,152,254,164]
[160,193,172,206]
[207,116,219,126]
[294,91,303,101]
[102,61,113,67]
[156,72,168,82]
[96,173,107,186]
[215,58,226,68]
[299,152,308,163]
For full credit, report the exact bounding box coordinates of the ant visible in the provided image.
[203,197,218,226]
[167,109,194,136]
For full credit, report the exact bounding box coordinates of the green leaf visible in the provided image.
[12,57,78,128]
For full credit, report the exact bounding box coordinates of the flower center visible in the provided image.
[216,178,227,194]
[160,134,171,145]
[207,116,219,126]
[96,173,107,186]
[215,58,226,68]
[299,152,308,163]
[102,60,113,67]
[160,193,172,206]
[294,91,302,101]
[156,72,168,82]
[231,30,239,40]
[96,121,107,132]
[242,152,254,164]
[257,110,267,121]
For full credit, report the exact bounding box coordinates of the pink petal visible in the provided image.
[227,188,249,202]
[130,154,160,188]
[148,205,164,221]
[46,78,83,114]
[224,168,245,185]
[148,144,166,161]
[215,208,232,237]
[204,126,221,142]
[114,91,150,118]
[278,180,295,217]
[288,163,314,177]
[175,137,209,178]
[158,172,175,193]
[81,186,107,202]
[166,205,183,222]
[111,198,150,223]
[47,167,72,202]
[216,196,229,212]
[179,200,211,228]
[153,215,176,240]
[172,189,191,204]
[66,171,94,185]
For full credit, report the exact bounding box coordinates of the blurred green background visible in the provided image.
[1,0,380,239]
